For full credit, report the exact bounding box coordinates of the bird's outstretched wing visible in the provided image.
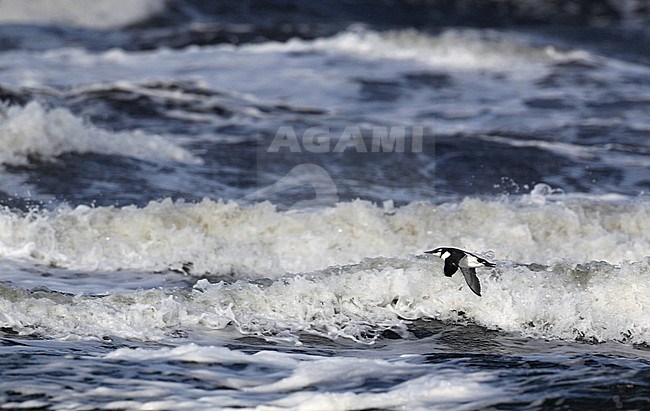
[444,259,458,277]
[460,267,482,296]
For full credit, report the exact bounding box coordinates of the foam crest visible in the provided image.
[1,254,646,344]
[0,102,201,166]
[191,264,413,343]
[0,281,195,340]
[1,193,649,276]
[250,27,574,72]
[192,256,650,344]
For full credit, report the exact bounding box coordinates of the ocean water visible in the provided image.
[0,1,649,409]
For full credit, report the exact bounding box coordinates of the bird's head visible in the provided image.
[424,247,445,257]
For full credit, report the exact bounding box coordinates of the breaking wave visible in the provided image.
[0,189,648,345]
[0,101,201,166]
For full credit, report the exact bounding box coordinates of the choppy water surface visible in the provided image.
[0,1,649,409]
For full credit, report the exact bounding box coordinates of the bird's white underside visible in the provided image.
[462,254,485,268]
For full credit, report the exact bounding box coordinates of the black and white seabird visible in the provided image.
[425,247,495,296]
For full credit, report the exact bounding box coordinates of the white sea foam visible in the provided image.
[0,102,201,166]
[1,192,649,274]
[189,256,650,344]
[248,27,561,73]
[100,344,499,410]
[0,193,648,344]
[0,257,647,344]
[0,0,166,29]
[0,252,647,344]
